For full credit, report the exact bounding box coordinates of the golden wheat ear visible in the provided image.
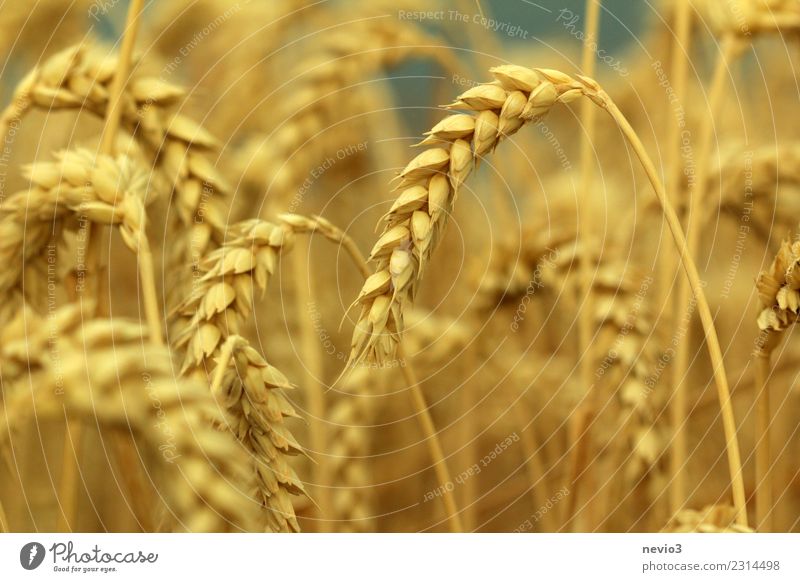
[346,63,747,527]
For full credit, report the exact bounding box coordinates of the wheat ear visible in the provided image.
[327,365,378,532]
[347,63,746,526]
[174,219,305,532]
[0,305,258,531]
[3,149,165,528]
[0,42,230,312]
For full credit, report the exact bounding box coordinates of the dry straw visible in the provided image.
[570,0,602,532]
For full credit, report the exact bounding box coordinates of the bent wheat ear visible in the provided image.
[0,43,230,308]
[0,149,160,327]
[0,306,257,532]
[348,63,747,527]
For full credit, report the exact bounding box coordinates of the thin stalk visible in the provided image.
[319,223,462,532]
[561,395,595,531]
[567,0,602,532]
[84,0,145,316]
[399,344,464,533]
[515,410,550,531]
[670,37,739,516]
[661,0,693,517]
[110,433,153,532]
[291,239,330,531]
[62,0,150,536]
[458,374,477,531]
[138,241,164,346]
[600,94,748,527]
[754,338,774,532]
[55,420,82,532]
[0,492,8,532]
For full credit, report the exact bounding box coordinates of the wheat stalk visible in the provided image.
[659,0,694,519]
[281,213,463,532]
[569,0,602,533]
[669,36,743,518]
[752,234,800,530]
[0,305,258,532]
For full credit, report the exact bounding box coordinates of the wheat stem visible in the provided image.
[137,240,164,346]
[670,36,739,516]
[662,0,693,517]
[754,338,774,532]
[305,217,463,532]
[110,433,154,532]
[291,240,331,531]
[567,0,602,532]
[601,94,748,527]
[562,396,595,530]
[398,344,464,532]
[0,494,8,532]
[55,419,82,532]
[84,0,145,317]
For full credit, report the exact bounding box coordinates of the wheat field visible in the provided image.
[0,0,798,534]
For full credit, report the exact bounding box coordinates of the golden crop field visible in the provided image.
[0,0,798,534]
